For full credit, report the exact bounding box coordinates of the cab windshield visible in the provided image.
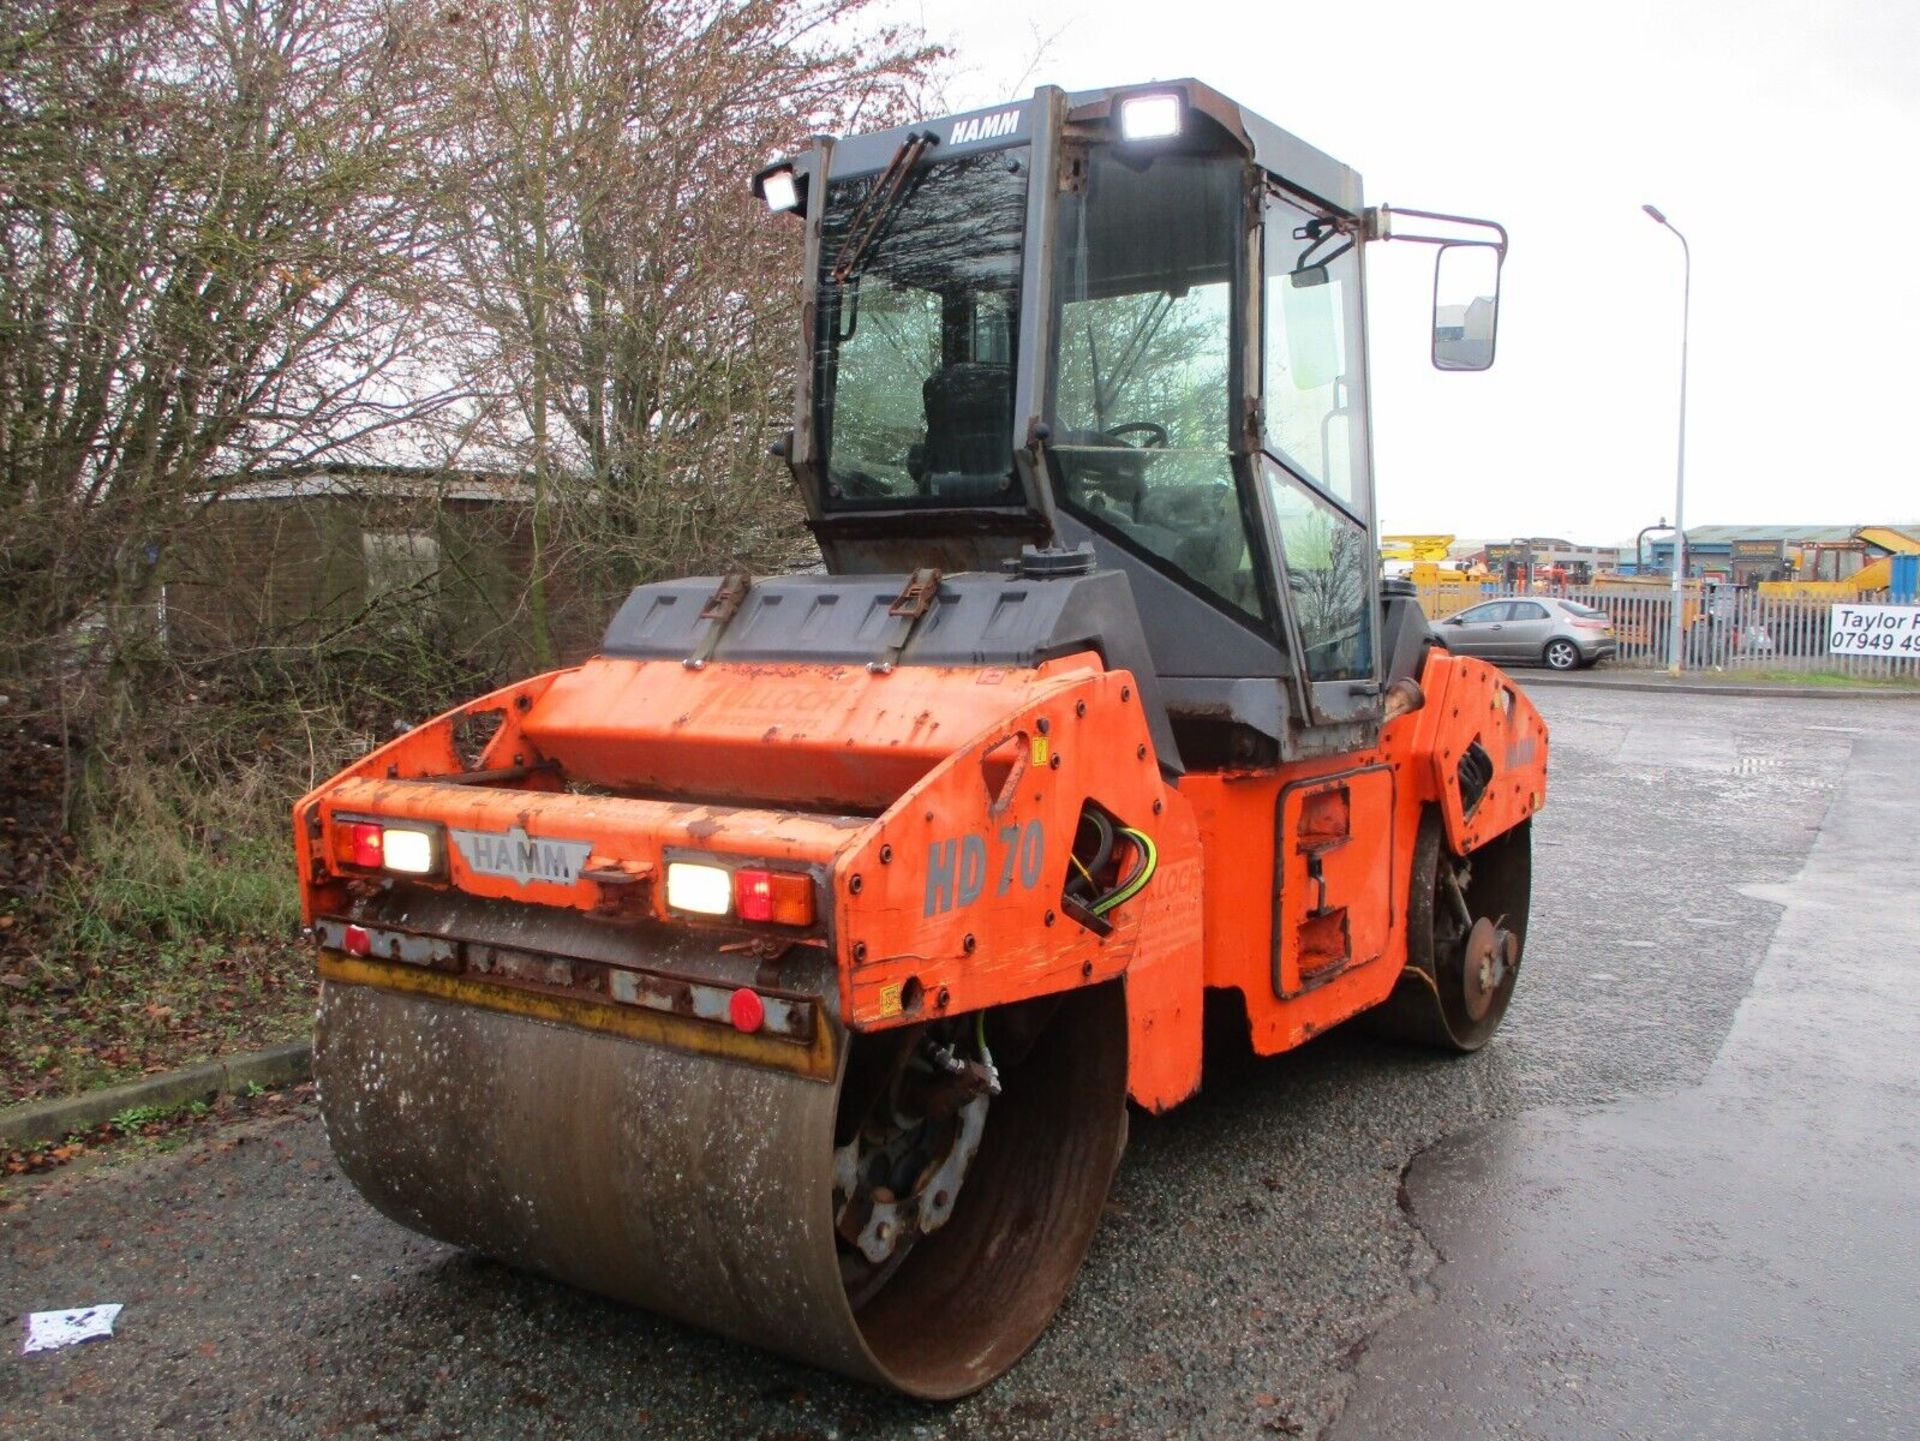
[814,149,1029,509]
[1046,151,1263,625]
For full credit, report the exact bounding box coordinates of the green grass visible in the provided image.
[1724,668,1920,690]
[109,1098,209,1136]
[2,750,314,1105]
[109,1103,170,1134]
[54,756,299,954]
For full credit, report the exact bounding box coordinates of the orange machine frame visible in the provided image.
[296,648,1547,1115]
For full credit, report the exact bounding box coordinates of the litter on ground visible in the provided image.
[21,1304,123,1354]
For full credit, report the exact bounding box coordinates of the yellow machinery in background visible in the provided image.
[1407,561,1485,617]
[1381,534,1457,563]
[1761,527,1920,600]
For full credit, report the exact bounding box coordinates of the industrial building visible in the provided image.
[1641,524,1920,585]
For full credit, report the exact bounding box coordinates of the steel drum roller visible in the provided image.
[316,974,1128,1398]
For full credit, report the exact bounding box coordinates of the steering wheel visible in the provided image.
[1099,421,1169,449]
[1053,421,1167,517]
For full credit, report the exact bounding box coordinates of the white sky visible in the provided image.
[902,0,1920,545]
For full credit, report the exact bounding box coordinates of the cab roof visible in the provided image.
[818,79,1363,216]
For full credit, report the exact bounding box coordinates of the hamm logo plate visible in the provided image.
[451,826,593,886]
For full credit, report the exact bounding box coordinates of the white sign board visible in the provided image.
[1828,603,1920,656]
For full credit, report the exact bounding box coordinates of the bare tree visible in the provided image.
[0,0,459,691]
[421,0,943,662]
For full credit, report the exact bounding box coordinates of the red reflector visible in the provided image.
[343,924,372,958]
[348,822,383,868]
[735,868,774,922]
[729,987,765,1033]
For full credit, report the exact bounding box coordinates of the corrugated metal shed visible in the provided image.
[1681,524,1859,544]
[1672,523,1920,546]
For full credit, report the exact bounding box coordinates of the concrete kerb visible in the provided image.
[1518,671,1920,700]
[0,1037,312,1149]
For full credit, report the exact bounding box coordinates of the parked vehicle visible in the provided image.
[1437,596,1617,670]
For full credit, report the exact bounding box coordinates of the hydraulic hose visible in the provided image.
[1069,808,1116,904]
[1089,827,1158,916]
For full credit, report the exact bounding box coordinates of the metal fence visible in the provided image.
[1413,584,1920,679]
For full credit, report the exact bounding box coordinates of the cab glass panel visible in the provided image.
[814,150,1029,509]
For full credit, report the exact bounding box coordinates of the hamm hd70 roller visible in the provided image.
[296,80,1546,1397]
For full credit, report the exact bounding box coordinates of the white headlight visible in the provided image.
[666,861,733,916]
[1119,93,1182,141]
[761,168,799,213]
[381,826,436,875]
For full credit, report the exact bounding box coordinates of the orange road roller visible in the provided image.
[296,79,1546,1397]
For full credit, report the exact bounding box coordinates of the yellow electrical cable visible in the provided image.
[1091,827,1158,915]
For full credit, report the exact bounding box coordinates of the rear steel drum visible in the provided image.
[317,971,1127,1398]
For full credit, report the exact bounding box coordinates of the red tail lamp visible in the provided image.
[330,818,439,876]
[733,868,815,926]
[347,822,383,869]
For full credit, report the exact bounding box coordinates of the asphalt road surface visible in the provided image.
[3,687,1915,1439]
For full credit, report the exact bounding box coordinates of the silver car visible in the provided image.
[1436,596,1618,670]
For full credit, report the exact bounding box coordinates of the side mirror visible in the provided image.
[1432,243,1501,371]
[1442,615,1463,625]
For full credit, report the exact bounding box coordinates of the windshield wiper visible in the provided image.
[831,130,939,285]
[1094,292,1174,420]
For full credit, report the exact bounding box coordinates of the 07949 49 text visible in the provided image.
[1827,604,1920,656]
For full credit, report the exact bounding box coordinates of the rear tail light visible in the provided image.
[663,861,815,924]
[1570,618,1609,630]
[346,822,384,869]
[332,819,441,877]
[734,869,816,926]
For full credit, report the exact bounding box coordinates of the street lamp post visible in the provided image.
[1643,204,1690,674]
[1636,518,1670,575]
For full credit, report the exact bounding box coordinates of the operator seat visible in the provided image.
[919,361,1012,499]
[1136,483,1247,604]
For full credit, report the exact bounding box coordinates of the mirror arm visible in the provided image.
[1292,224,1356,275]
[1366,205,1509,260]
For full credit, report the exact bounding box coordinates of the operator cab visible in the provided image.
[762,81,1504,760]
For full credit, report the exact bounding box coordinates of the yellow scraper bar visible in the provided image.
[317,950,839,1082]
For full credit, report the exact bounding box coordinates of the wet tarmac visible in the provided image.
[1334,725,1920,1440]
[1,687,1915,1438]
